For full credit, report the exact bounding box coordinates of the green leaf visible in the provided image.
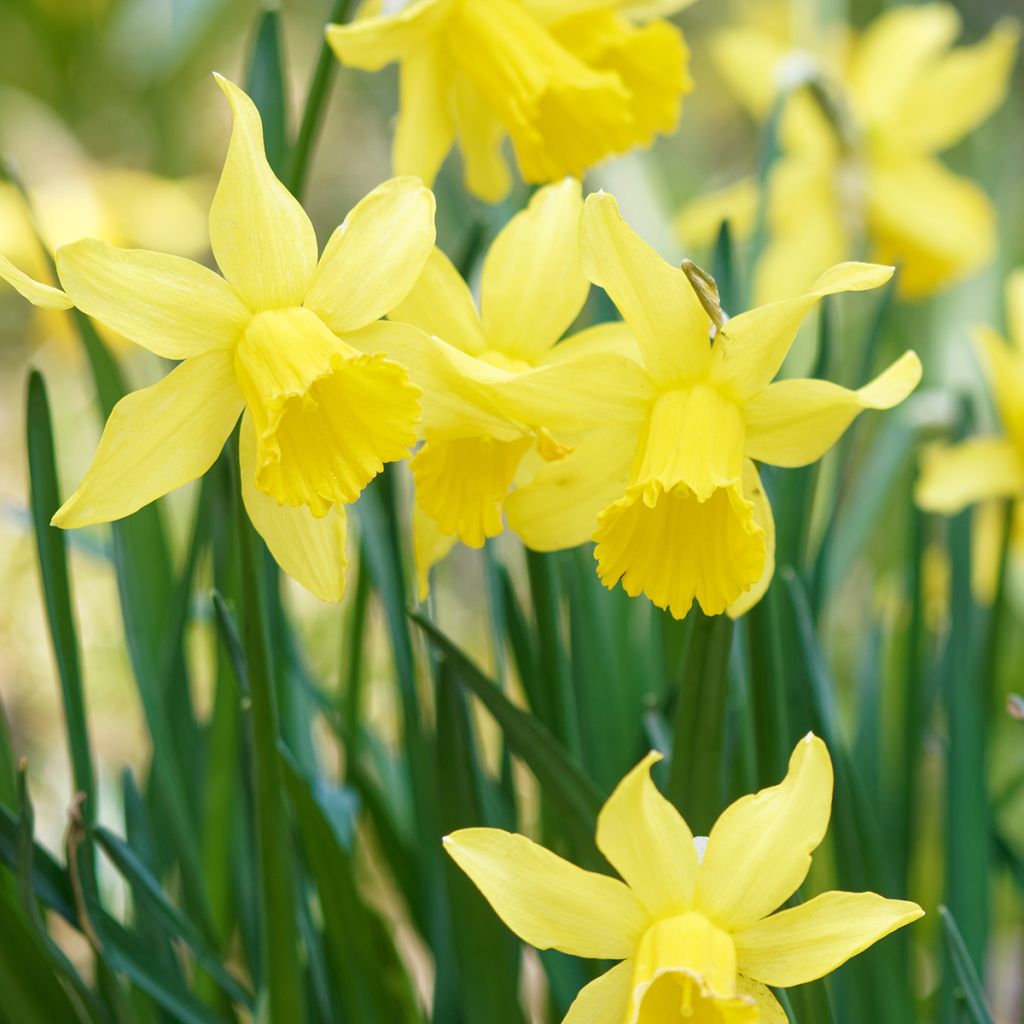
[940,906,994,1024]
[246,9,289,176]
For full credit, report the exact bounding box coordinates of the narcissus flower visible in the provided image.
[326,0,694,202]
[13,76,436,602]
[508,193,921,618]
[446,734,923,1023]
[678,3,1019,301]
[916,270,1024,516]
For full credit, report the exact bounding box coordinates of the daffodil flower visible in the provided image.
[505,193,921,618]
[916,270,1024,516]
[678,3,1019,301]
[326,0,694,202]
[446,734,923,1023]
[10,76,437,603]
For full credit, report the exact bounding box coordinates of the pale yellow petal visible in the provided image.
[53,351,243,528]
[539,320,641,365]
[55,239,248,358]
[413,502,457,600]
[481,179,589,363]
[886,20,1019,154]
[209,75,318,310]
[714,263,894,400]
[443,828,648,958]
[505,425,638,551]
[562,961,633,1024]
[974,326,1024,450]
[304,177,436,334]
[389,246,486,355]
[727,461,775,620]
[696,734,833,930]
[744,351,922,467]
[596,751,698,918]
[326,0,452,70]
[240,415,347,602]
[915,436,1024,515]
[736,978,787,1023]
[675,178,759,250]
[710,27,789,119]
[0,253,72,309]
[735,891,924,987]
[453,75,513,204]
[1007,268,1024,351]
[581,191,710,384]
[394,42,456,187]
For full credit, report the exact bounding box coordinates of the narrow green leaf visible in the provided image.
[246,9,288,176]
[940,906,994,1024]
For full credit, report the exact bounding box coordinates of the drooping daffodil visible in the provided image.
[677,3,1019,301]
[9,76,437,603]
[446,734,924,1023]
[326,0,694,202]
[506,192,921,619]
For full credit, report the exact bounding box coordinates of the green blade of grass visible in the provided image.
[939,906,994,1024]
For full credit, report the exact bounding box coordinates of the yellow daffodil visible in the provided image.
[326,0,694,202]
[505,193,921,618]
[677,3,1019,301]
[446,734,924,1023]
[7,76,437,603]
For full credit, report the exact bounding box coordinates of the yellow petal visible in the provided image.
[505,425,638,551]
[240,415,347,602]
[696,734,833,930]
[744,351,922,467]
[847,3,960,127]
[737,977,788,1023]
[304,178,436,334]
[885,20,1019,154]
[974,326,1024,451]
[915,436,1024,515]
[713,262,894,400]
[726,461,775,620]
[390,246,486,354]
[413,502,457,600]
[0,253,72,309]
[411,435,533,547]
[595,481,765,619]
[562,961,633,1024]
[581,191,711,384]
[443,827,648,958]
[539,320,641,365]
[209,75,318,310]
[867,156,995,299]
[453,74,514,203]
[326,0,452,70]
[596,752,698,919]
[235,308,420,514]
[675,178,759,250]
[53,351,243,528]
[481,179,589,363]
[55,239,248,359]
[1007,268,1024,351]
[394,42,456,187]
[710,26,789,119]
[734,890,924,987]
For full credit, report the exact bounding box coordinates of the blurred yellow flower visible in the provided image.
[508,193,921,618]
[678,3,1019,301]
[446,734,923,1023]
[327,0,694,202]
[7,76,437,603]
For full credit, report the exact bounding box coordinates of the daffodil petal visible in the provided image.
[305,178,436,334]
[481,179,589,363]
[505,425,638,551]
[390,246,486,355]
[974,326,1024,450]
[562,961,633,1024]
[581,191,710,384]
[696,734,833,930]
[0,253,72,309]
[443,827,648,958]
[736,977,787,1023]
[53,351,243,528]
[675,177,759,250]
[726,461,775,619]
[55,239,248,358]
[915,436,1024,515]
[596,751,698,918]
[744,351,922,467]
[735,891,924,987]
[326,0,452,71]
[413,502,457,601]
[1007,269,1024,351]
[209,75,318,310]
[540,320,641,365]
[453,75,513,203]
[709,27,789,119]
[394,42,456,187]
[713,262,894,400]
[240,415,348,602]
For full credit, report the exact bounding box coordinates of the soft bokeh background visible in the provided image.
[1,0,1023,1017]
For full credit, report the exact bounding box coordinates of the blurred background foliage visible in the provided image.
[0,0,1023,1022]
